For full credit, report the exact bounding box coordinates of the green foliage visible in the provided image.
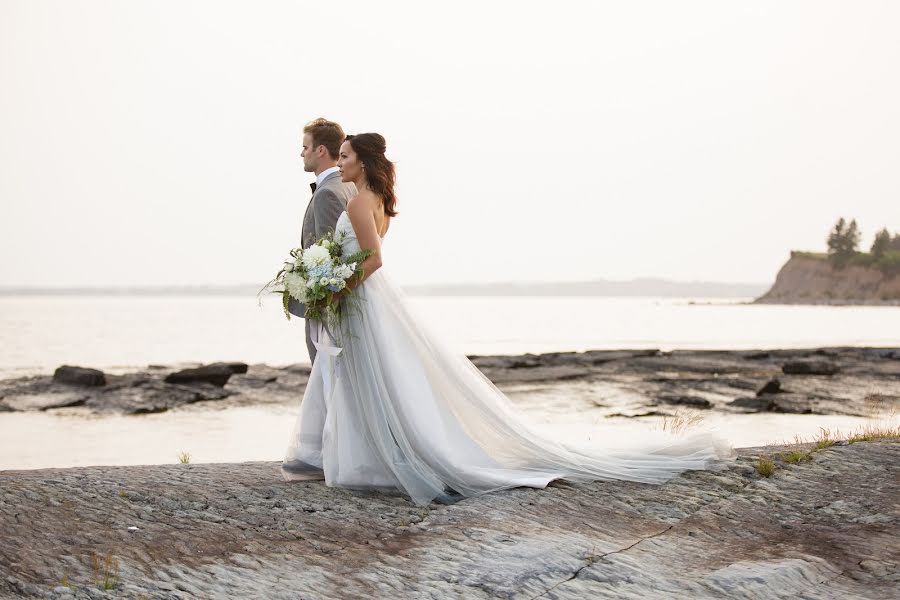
[780,448,814,464]
[754,455,775,477]
[889,233,900,252]
[822,218,899,276]
[871,228,892,258]
[826,217,860,268]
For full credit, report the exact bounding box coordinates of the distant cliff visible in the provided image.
[754,251,900,305]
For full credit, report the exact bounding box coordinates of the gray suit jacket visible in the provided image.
[288,171,357,318]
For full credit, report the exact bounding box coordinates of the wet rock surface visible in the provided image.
[473,346,900,418]
[52,366,106,387]
[0,346,897,417]
[1,441,896,598]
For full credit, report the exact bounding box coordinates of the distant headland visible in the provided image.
[755,218,900,306]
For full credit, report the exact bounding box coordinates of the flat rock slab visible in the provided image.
[2,346,898,417]
[1,441,897,599]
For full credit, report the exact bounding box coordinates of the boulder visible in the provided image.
[756,377,783,396]
[729,396,774,411]
[209,362,249,375]
[729,393,815,414]
[52,365,106,387]
[782,360,840,375]
[165,364,234,387]
[656,394,712,409]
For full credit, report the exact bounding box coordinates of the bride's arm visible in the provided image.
[340,196,383,295]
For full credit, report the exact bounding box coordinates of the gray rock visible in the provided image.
[781,359,840,375]
[3,391,89,411]
[0,346,897,418]
[0,442,896,599]
[209,361,249,375]
[729,396,774,411]
[164,364,234,387]
[657,394,712,409]
[52,365,106,387]
[756,377,783,395]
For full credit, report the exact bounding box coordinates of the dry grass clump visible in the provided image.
[758,400,899,478]
[653,409,706,435]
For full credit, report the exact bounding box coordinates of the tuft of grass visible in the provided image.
[813,427,836,450]
[780,448,814,464]
[654,409,706,435]
[847,399,900,442]
[847,421,900,443]
[178,451,191,464]
[90,551,119,591]
[755,455,776,477]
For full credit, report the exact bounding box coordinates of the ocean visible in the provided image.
[2,295,900,378]
[2,294,898,469]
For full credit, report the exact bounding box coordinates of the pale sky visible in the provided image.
[1,1,898,287]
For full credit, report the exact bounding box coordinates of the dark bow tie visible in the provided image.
[310,181,317,193]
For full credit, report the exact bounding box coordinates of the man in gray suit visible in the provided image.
[288,118,357,364]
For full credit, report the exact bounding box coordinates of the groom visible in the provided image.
[288,117,357,364]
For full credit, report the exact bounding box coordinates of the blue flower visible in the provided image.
[308,264,333,279]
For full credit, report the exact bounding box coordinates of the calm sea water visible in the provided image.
[2,295,898,469]
[1,295,899,378]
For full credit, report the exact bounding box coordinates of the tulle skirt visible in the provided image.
[282,268,735,506]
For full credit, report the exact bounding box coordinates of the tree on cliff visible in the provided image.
[871,228,892,258]
[827,217,860,267]
[889,233,900,253]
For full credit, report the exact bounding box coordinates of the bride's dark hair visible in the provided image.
[345,133,398,217]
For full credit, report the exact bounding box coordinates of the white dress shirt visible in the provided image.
[316,166,340,187]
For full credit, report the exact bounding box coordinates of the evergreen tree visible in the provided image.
[846,219,861,252]
[889,233,900,253]
[826,217,860,268]
[826,217,847,255]
[871,228,892,258]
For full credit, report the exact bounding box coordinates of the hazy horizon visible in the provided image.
[0,276,770,297]
[2,1,898,288]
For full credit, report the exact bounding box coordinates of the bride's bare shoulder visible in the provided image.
[347,190,381,215]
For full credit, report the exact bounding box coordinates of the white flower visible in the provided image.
[305,278,316,288]
[302,245,331,269]
[319,276,329,285]
[284,272,307,301]
[333,264,353,279]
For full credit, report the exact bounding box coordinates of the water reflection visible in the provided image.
[0,401,885,471]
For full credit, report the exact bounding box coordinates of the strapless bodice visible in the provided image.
[335,210,385,258]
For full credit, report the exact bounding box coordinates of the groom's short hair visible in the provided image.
[303,118,345,160]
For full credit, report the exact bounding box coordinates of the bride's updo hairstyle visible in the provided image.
[345,133,398,217]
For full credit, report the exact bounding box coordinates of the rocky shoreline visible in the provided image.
[1,440,897,598]
[1,346,897,418]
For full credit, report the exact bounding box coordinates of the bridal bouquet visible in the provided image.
[258,230,374,324]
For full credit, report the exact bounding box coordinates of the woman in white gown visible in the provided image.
[282,133,734,507]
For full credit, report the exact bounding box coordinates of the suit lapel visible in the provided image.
[301,171,342,247]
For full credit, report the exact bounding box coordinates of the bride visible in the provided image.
[281,132,734,507]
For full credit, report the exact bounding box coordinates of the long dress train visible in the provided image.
[282,210,735,506]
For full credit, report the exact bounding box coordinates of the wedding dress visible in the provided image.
[282,210,734,506]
